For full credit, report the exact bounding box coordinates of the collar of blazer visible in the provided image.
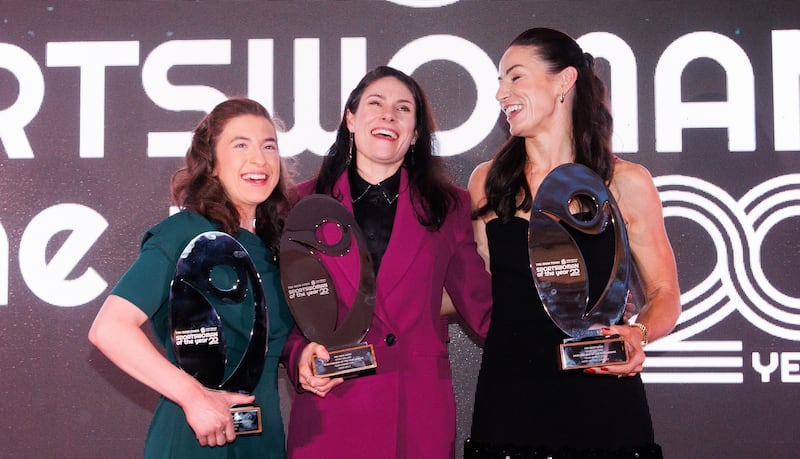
[332,169,428,312]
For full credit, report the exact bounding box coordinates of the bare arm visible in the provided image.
[591,160,682,376]
[467,161,493,271]
[440,289,456,316]
[88,295,254,446]
[440,163,492,317]
[614,161,682,341]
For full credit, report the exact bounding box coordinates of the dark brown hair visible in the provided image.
[314,66,458,230]
[477,28,614,222]
[171,97,291,251]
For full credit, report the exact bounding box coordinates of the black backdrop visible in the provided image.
[2,1,799,457]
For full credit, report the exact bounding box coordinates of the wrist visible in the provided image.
[630,322,649,346]
[173,375,207,410]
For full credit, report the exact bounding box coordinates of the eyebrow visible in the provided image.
[500,64,524,78]
[365,93,414,106]
[231,135,277,143]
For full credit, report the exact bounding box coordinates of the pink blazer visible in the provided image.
[281,169,492,458]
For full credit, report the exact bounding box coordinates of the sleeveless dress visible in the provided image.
[466,217,662,458]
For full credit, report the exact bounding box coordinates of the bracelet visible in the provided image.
[631,322,649,346]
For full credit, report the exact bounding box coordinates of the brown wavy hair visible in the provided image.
[476,28,614,222]
[171,97,292,252]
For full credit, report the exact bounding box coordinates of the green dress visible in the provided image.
[112,211,294,459]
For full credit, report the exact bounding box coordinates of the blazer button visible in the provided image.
[384,333,397,346]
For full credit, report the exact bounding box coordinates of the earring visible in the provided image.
[405,143,416,166]
[346,132,354,167]
[559,92,565,103]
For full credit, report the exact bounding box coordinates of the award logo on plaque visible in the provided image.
[529,163,642,370]
[280,194,378,379]
[169,231,268,435]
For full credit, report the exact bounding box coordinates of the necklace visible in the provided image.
[351,183,399,205]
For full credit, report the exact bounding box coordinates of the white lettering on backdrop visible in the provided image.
[4,31,799,159]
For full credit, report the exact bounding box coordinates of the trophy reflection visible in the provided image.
[169,231,268,434]
[529,164,642,370]
[280,194,378,379]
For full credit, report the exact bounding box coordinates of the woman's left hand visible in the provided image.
[297,342,344,397]
[583,324,646,377]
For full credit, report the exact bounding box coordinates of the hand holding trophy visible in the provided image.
[170,231,268,434]
[529,163,644,370]
[280,194,378,379]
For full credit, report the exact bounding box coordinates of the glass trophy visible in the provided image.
[529,163,639,370]
[280,194,378,379]
[169,231,268,434]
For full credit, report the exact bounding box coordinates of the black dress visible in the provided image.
[466,217,662,459]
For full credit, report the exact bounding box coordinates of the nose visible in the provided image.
[248,148,267,165]
[380,106,395,121]
[496,81,509,102]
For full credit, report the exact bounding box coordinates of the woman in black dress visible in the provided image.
[465,28,682,458]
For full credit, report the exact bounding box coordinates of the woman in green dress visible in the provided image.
[89,97,294,458]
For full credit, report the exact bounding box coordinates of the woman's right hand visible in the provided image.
[88,296,254,447]
[183,389,255,447]
[298,342,344,397]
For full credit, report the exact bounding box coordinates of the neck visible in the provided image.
[240,221,255,233]
[355,161,402,185]
[524,133,574,174]
[238,207,256,233]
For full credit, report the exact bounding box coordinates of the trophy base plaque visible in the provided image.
[559,335,628,370]
[313,342,377,379]
[231,404,262,435]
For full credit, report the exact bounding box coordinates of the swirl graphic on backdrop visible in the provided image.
[652,174,800,343]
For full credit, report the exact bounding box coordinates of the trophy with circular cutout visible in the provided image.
[280,194,377,379]
[529,163,641,370]
[169,231,268,434]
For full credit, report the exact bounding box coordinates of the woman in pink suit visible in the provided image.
[281,66,493,458]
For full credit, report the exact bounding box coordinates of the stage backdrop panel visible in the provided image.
[1,1,799,457]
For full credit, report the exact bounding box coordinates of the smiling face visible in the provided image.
[496,45,565,138]
[212,114,280,223]
[345,76,417,182]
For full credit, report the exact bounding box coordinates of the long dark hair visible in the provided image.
[477,28,614,222]
[314,65,458,230]
[171,97,292,251]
